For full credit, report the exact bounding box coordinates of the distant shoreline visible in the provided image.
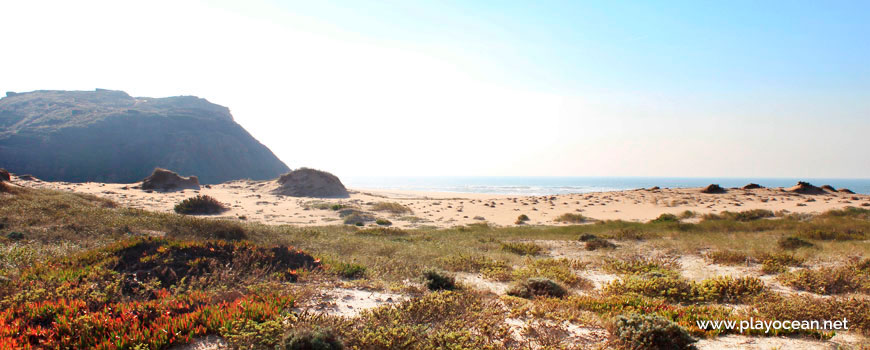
[344,176,870,196]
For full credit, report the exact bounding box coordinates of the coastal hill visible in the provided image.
[0,89,289,184]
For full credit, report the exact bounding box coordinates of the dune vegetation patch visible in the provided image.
[370,201,413,214]
[174,194,228,215]
[2,187,870,349]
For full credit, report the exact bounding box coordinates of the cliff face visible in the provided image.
[0,89,289,184]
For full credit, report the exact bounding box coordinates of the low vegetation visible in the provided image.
[612,314,697,350]
[500,241,543,256]
[507,278,568,299]
[2,186,869,349]
[174,194,227,215]
[370,202,412,214]
[554,213,588,223]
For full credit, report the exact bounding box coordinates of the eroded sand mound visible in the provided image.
[141,168,200,191]
[786,181,827,195]
[838,188,855,194]
[820,185,836,192]
[742,183,763,190]
[272,168,349,198]
[701,184,726,194]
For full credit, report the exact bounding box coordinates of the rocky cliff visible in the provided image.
[0,89,289,184]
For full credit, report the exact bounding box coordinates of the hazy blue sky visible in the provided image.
[2,0,868,178]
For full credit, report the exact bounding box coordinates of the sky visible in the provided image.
[1,0,868,178]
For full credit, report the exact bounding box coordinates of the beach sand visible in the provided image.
[14,175,869,228]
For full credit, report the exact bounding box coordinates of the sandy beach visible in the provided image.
[15,174,870,228]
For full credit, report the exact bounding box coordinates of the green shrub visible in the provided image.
[6,231,24,240]
[423,269,457,291]
[778,236,813,250]
[174,195,227,215]
[650,213,679,224]
[283,328,344,350]
[507,278,568,299]
[612,314,697,350]
[330,204,346,211]
[694,276,766,303]
[555,213,587,224]
[500,242,543,256]
[606,273,695,302]
[515,214,530,225]
[375,219,392,226]
[585,238,616,251]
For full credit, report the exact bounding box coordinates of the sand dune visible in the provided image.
[15,175,870,228]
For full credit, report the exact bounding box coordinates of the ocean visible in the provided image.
[343,176,870,196]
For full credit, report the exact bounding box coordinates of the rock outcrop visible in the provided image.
[700,184,726,194]
[0,89,289,184]
[271,168,349,198]
[141,168,200,191]
[0,168,9,182]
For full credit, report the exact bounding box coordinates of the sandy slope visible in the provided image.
[14,175,869,228]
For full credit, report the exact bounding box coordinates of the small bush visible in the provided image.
[370,202,412,214]
[555,213,587,224]
[515,214,530,225]
[507,278,568,299]
[283,328,344,350]
[706,250,750,265]
[578,233,598,242]
[778,236,813,250]
[375,219,392,226]
[606,273,695,302]
[585,238,616,251]
[6,231,25,240]
[612,314,697,350]
[678,210,696,219]
[761,259,787,275]
[332,262,366,279]
[423,269,457,291]
[756,252,804,267]
[511,258,587,287]
[694,276,766,303]
[174,195,227,215]
[778,263,870,295]
[501,242,543,256]
[330,204,345,211]
[342,212,375,225]
[650,213,679,224]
